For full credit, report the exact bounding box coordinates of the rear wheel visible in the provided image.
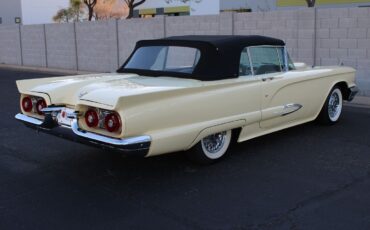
[317,86,343,125]
[187,130,233,165]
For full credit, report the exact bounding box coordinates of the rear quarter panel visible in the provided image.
[117,77,262,156]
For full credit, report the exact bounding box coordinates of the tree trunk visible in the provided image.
[306,0,316,7]
[125,0,145,19]
[126,4,134,19]
[88,6,94,21]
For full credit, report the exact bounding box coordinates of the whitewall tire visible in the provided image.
[327,88,343,122]
[187,130,233,164]
[318,86,343,125]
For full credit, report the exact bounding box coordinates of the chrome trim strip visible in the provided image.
[15,113,43,125]
[284,46,289,72]
[70,119,151,147]
[247,47,254,76]
[275,47,283,72]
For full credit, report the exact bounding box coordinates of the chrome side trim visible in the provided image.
[282,103,303,116]
[15,113,43,126]
[283,46,289,72]
[70,119,151,147]
[247,48,254,76]
[275,47,283,72]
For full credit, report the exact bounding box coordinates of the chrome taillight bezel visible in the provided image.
[21,95,48,116]
[83,107,122,134]
[104,112,121,133]
[35,99,47,115]
[85,109,100,128]
[21,96,33,112]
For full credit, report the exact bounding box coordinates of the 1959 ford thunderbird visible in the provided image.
[15,35,358,164]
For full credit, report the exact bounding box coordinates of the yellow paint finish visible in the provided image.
[277,0,370,7]
[139,8,156,15]
[16,65,356,157]
[164,6,190,13]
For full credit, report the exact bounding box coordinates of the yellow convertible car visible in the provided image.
[15,35,358,164]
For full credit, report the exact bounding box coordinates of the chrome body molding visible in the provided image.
[15,112,151,156]
[282,103,303,116]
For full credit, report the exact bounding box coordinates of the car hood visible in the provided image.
[17,73,203,107]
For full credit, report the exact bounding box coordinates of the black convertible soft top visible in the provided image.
[118,35,285,81]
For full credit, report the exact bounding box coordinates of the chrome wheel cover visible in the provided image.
[328,88,343,122]
[202,132,227,153]
[201,130,232,159]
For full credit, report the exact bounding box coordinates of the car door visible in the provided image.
[248,46,305,129]
[238,47,263,125]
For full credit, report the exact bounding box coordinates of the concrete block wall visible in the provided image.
[297,9,315,66]
[235,11,297,60]
[316,7,370,95]
[166,12,233,37]
[0,8,369,95]
[234,9,315,66]
[118,17,165,66]
[20,25,47,67]
[76,20,118,72]
[0,25,22,65]
[45,23,77,70]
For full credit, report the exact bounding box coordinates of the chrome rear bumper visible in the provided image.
[15,113,151,157]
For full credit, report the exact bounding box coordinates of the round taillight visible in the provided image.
[35,99,47,115]
[22,97,33,112]
[85,109,99,128]
[104,113,121,133]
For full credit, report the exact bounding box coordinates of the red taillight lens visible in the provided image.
[35,99,47,115]
[22,97,33,112]
[85,109,99,128]
[104,112,121,133]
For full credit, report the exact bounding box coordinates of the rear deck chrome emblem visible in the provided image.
[78,91,88,99]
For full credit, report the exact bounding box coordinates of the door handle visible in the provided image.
[262,77,274,81]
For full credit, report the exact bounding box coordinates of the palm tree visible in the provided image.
[53,9,72,23]
[70,0,83,21]
[53,0,83,23]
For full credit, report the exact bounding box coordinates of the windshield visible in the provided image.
[124,46,201,74]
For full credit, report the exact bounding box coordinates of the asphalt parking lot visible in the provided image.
[0,67,370,230]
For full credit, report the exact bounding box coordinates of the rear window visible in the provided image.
[125,46,201,74]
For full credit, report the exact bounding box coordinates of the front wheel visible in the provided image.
[317,86,343,125]
[187,130,233,165]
